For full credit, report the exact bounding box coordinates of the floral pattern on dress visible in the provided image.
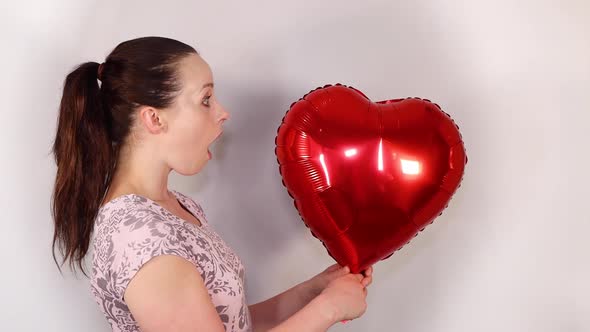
[90,190,251,332]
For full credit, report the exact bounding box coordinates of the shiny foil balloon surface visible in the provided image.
[275,84,467,273]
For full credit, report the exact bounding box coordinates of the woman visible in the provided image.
[51,36,373,332]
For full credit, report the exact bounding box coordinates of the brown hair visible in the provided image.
[51,36,197,275]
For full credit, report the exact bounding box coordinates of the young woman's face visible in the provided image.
[160,53,229,175]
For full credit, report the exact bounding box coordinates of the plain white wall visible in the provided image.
[1,0,589,331]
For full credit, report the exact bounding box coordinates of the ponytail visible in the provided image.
[51,62,116,275]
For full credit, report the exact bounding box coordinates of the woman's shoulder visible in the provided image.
[95,193,172,238]
[95,189,206,234]
[92,192,197,268]
[91,193,199,303]
[96,194,148,225]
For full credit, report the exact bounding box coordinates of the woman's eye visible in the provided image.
[203,95,211,107]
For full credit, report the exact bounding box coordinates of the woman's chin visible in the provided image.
[175,157,209,176]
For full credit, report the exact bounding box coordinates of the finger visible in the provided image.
[353,273,364,282]
[361,266,373,277]
[361,276,373,287]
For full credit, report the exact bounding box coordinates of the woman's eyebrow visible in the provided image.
[201,82,214,90]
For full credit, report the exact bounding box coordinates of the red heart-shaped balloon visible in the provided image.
[275,84,467,273]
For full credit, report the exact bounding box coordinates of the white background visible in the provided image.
[1,0,589,331]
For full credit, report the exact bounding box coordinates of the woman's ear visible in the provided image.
[138,106,166,134]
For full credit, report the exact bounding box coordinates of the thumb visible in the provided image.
[337,266,350,275]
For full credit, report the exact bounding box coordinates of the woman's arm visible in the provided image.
[249,265,373,331]
[249,277,319,332]
[268,271,369,332]
[125,259,371,332]
[267,292,338,332]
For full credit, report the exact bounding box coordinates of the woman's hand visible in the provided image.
[264,264,375,331]
[316,269,369,322]
[306,264,374,298]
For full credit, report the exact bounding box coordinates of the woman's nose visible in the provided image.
[218,104,230,122]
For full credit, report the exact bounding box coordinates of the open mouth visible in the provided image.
[207,131,223,159]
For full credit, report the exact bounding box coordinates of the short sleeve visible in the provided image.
[105,205,197,300]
